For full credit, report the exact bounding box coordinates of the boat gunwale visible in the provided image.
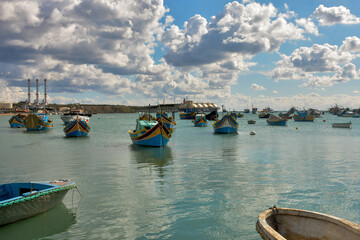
[0,181,76,207]
[257,207,360,240]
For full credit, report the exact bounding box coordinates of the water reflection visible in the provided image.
[0,203,76,240]
[129,145,173,178]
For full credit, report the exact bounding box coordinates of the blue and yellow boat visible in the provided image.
[25,112,53,131]
[193,114,208,127]
[156,114,176,132]
[64,116,91,137]
[8,114,26,128]
[213,114,239,134]
[267,114,287,126]
[179,111,196,119]
[0,180,76,226]
[293,111,315,122]
[129,119,171,147]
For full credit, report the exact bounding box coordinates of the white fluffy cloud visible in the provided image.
[250,83,266,91]
[313,5,360,26]
[271,36,360,87]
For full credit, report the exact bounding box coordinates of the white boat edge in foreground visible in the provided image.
[256,206,360,240]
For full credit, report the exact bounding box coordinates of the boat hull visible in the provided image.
[213,115,238,134]
[0,181,76,226]
[267,120,287,126]
[256,207,360,240]
[129,122,171,147]
[332,122,351,128]
[8,115,25,128]
[179,112,196,119]
[64,119,91,137]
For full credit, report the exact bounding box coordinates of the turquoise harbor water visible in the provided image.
[1,113,360,239]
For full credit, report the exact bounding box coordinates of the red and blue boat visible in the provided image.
[213,114,239,133]
[63,116,91,137]
[129,119,171,147]
[8,114,26,128]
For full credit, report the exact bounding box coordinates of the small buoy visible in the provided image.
[323,120,326,122]
[250,131,256,135]
[296,127,298,130]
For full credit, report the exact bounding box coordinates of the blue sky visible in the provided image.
[0,0,359,110]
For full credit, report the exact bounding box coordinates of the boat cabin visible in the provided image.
[134,120,157,132]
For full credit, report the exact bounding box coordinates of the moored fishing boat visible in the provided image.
[256,206,360,240]
[293,111,315,122]
[60,109,91,125]
[129,119,171,147]
[213,114,239,134]
[179,111,196,119]
[267,114,287,126]
[237,113,244,118]
[24,112,53,131]
[8,114,27,128]
[64,116,91,137]
[248,120,256,124]
[0,180,76,226]
[258,112,270,118]
[332,121,351,128]
[139,113,155,121]
[193,113,208,127]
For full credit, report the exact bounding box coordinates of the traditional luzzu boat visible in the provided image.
[332,121,352,128]
[256,206,360,240]
[179,110,196,120]
[193,113,208,127]
[64,116,91,137]
[0,180,76,226]
[8,114,27,128]
[267,114,287,126]
[293,111,315,122]
[24,112,53,131]
[129,119,171,147]
[213,114,239,134]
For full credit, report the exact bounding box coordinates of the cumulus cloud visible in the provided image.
[313,4,360,26]
[271,36,360,87]
[250,83,266,91]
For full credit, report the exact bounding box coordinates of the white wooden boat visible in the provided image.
[256,207,360,240]
[332,122,351,128]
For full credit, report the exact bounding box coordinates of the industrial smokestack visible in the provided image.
[36,79,39,108]
[44,79,47,108]
[27,79,31,108]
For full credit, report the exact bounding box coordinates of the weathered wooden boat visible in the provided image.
[24,112,53,131]
[63,116,91,137]
[8,114,27,128]
[293,111,315,122]
[193,114,208,127]
[248,120,256,124]
[256,206,360,240]
[129,119,171,147]
[267,114,287,126]
[0,180,76,226]
[213,114,239,134]
[60,109,91,125]
[332,121,351,128]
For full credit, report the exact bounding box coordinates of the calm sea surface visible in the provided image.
[0,113,360,239]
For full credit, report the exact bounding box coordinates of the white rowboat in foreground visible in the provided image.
[256,207,360,240]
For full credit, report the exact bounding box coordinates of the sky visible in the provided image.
[0,0,360,110]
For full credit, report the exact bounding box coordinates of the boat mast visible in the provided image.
[27,79,31,109]
[44,79,47,109]
[36,79,39,109]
